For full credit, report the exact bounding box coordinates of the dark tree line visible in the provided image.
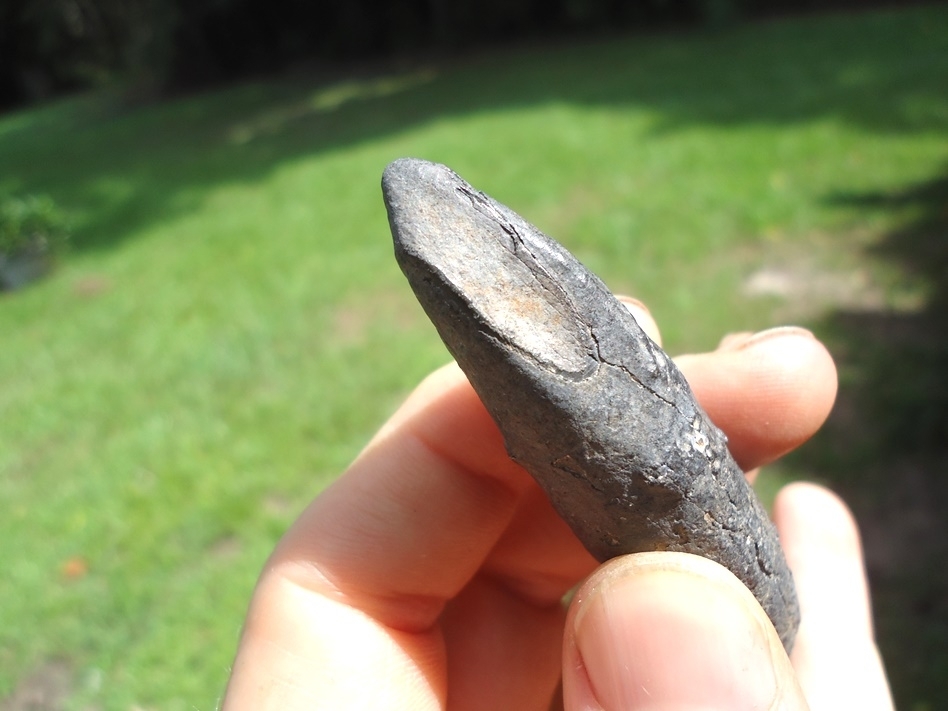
[0,0,923,110]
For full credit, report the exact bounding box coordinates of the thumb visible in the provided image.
[563,552,809,711]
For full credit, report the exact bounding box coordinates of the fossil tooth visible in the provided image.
[383,157,800,651]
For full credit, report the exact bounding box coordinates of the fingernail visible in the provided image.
[568,553,789,711]
[616,295,650,313]
[717,331,754,351]
[615,296,662,346]
[732,326,816,351]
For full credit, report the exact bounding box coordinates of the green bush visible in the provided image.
[2,0,872,108]
[0,193,69,257]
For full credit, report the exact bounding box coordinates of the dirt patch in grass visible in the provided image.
[0,660,72,711]
[739,231,928,323]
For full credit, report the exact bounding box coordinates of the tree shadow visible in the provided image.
[0,5,944,254]
[787,168,948,710]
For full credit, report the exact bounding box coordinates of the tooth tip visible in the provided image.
[383,158,447,198]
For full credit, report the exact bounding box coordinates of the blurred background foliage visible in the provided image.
[0,0,935,109]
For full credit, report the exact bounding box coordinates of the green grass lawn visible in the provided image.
[2,5,947,709]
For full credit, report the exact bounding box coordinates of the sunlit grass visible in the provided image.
[1,5,946,708]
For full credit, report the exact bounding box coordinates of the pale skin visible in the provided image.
[222,299,895,710]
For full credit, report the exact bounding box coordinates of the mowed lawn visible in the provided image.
[1,5,946,709]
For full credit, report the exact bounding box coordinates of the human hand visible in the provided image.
[222,301,893,710]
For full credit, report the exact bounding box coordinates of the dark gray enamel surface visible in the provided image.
[383,157,800,651]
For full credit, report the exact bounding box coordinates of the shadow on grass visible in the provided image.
[0,6,945,253]
[787,168,948,711]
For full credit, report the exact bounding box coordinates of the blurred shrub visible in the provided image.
[0,0,919,109]
[0,194,68,255]
[0,0,177,105]
[0,193,69,289]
